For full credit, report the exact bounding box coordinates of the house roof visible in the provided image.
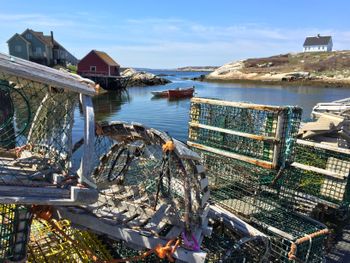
[303,35,332,46]
[7,33,31,45]
[93,50,120,66]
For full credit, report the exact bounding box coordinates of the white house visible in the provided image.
[303,34,333,52]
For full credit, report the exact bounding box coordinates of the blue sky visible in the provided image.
[0,0,349,68]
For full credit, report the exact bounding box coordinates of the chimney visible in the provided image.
[50,31,54,46]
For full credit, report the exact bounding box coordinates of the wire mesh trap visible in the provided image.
[0,53,98,205]
[277,139,350,215]
[188,98,330,262]
[27,219,112,263]
[0,204,32,262]
[57,121,210,263]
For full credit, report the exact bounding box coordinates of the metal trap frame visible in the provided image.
[0,53,98,205]
[188,98,329,262]
[56,122,211,263]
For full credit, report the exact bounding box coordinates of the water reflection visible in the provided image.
[93,90,131,121]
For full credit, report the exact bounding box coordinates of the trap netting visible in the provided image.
[188,98,302,169]
[198,151,328,262]
[0,69,97,205]
[27,219,112,262]
[0,204,32,262]
[277,139,350,214]
[188,98,329,262]
[59,121,210,262]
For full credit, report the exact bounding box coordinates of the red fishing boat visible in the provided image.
[168,87,195,98]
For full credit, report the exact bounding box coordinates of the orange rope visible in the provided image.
[100,239,181,263]
[288,229,330,260]
[162,141,175,152]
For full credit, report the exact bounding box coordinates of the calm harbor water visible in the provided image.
[78,70,350,142]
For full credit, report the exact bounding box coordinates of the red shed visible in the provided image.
[77,50,120,77]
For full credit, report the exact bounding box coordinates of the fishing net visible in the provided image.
[0,70,96,204]
[188,98,329,262]
[27,219,112,262]
[0,204,32,262]
[60,121,210,262]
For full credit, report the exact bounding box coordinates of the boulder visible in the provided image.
[121,68,171,87]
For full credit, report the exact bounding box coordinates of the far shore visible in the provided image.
[201,76,350,88]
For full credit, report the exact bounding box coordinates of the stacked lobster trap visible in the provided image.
[0,53,98,205]
[0,53,99,262]
[278,139,350,218]
[188,97,330,262]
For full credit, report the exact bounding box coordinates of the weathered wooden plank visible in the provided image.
[296,139,350,154]
[291,162,346,180]
[209,205,267,238]
[187,141,274,169]
[201,190,210,208]
[189,122,277,142]
[165,226,183,239]
[191,97,284,112]
[195,165,205,174]
[144,204,170,233]
[78,94,96,189]
[0,53,96,96]
[200,178,209,190]
[173,139,201,161]
[272,112,284,168]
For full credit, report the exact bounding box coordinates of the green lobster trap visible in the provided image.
[0,204,32,262]
[0,53,98,205]
[275,138,350,221]
[188,98,329,262]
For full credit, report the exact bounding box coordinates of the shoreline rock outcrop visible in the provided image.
[122,68,171,87]
[204,51,350,87]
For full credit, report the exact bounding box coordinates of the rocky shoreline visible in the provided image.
[121,68,171,87]
[203,51,350,88]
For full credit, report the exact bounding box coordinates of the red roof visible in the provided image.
[93,50,120,66]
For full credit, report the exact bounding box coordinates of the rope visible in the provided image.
[162,141,175,152]
[287,229,330,260]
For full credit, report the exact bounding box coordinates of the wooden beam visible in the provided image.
[291,162,346,180]
[56,208,207,263]
[0,52,96,96]
[189,122,277,142]
[191,97,285,112]
[296,139,350,155]
[78,94,97,188]
[187,141,274,169]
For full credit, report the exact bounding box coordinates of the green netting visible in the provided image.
[200,150,328,262]
[189,99,302,168]
[0,205,32,262]
[278,141,350,209]
[188,99,329,262]
[0,72,79,188]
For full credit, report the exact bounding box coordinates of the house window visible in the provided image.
[26,33,32,39]
[15,45,22,52]
[35,47,42,55]
[90,66,96,72]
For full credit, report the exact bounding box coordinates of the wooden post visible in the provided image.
[78,94,96,188]
[272,111,284,168]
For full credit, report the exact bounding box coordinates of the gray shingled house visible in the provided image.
[7,29,78,66]
[303,34,333,52]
